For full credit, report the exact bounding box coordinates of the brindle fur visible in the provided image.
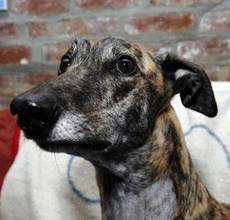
[11,37,230,219]
[151,107,230,219]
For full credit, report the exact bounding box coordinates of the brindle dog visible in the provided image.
[10,37,230,219]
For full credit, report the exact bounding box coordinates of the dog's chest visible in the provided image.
[106,177,177,220]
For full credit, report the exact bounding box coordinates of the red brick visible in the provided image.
[0,72,55,109]
[0,22,19,38]
[150,0,223,6]
[57,17,117,36]
[58,18,91,35]
[24,73,55,85]
[27,22,48,38]
[0,72,55,102]
[0,46,31,64]
[76,0,139,10]
[43,42,69,64]
[8,0,28,14]
[128,13,195,34]
[0,74,26,97]
[200,10,230,31]
[28,0,68,15]
[177,37,230,61]
[9,0,68,15]
[133,41,173,55]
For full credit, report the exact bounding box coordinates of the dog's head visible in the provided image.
[10,37,217,157]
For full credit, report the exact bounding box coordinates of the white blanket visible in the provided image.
[1,82,230,220]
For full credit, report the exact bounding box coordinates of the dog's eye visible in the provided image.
[116,56,137,75]
[58,54,71,75]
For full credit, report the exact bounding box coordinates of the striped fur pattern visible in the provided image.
[11,37,230,219]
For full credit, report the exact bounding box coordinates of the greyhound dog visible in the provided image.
[10,37,230,219]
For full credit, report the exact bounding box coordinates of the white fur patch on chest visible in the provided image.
[107,177,177,220]
[144,177,177,220]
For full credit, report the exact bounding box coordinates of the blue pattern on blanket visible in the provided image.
[67,124,230,205]
[67,155,100,204]
[184,124,230,167]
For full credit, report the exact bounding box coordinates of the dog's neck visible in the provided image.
[96,168,176,220]
[95,106,217,220]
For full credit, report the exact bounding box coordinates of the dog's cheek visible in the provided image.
[125,105,142,132]
[120,103,151,146]
[49,113,89,142]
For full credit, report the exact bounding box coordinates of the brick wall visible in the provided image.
[0,0,230,109]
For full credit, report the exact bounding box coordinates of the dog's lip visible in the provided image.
[31,137,112,154]
[17,115,54,137]
[20,124,112,154]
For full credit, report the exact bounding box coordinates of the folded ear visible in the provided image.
[156,53,217,117]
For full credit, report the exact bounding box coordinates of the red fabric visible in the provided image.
[0,109,20,192]
[11,126,20,160]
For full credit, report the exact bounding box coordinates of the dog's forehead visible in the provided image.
[71,37,156,60]
[69,37,136,64]
[69,37,159,77]
[94,37,134,61]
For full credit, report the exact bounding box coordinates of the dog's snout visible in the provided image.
[10,92,58,131]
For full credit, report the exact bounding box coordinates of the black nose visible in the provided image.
[10,92,58,132]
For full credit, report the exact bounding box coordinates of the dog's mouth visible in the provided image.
[30,137,111,155]
[35,139,111,154]
[17,114,112,154]
[17,114,53,138]
[21,125,111,154]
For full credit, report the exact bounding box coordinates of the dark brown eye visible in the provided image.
[116,56,137,75]
[58,54,71,75]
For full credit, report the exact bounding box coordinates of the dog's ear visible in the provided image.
[156,53,217,117]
